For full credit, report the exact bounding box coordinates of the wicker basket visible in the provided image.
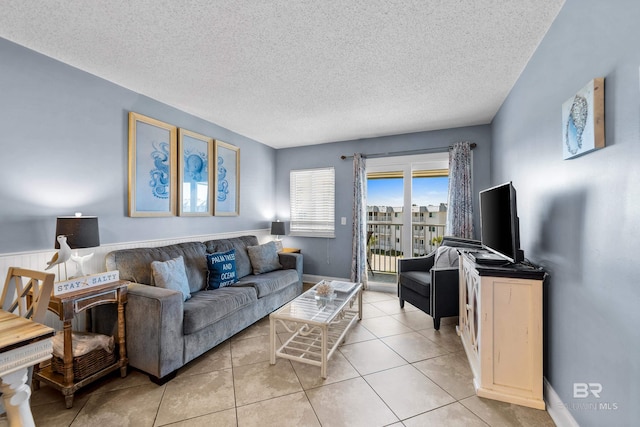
[52,347,116,380]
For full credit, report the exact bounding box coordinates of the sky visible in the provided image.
[367,177,449,207]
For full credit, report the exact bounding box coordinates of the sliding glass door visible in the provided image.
[366,153,449,285]
[410,170,449,257]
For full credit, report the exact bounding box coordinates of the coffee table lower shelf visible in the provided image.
[270,302,361,378]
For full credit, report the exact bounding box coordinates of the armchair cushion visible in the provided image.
[398,271,431,297]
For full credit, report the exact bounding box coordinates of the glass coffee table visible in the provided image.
[269,281,362,378]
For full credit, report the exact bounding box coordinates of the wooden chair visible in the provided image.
[1,267,55,323]
[0,267,55,413]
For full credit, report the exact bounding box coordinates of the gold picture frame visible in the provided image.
[178,128,214,216]
[214,140,240,216]
[128,112,177,217]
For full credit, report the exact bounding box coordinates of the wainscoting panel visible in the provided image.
[0,229,270,330]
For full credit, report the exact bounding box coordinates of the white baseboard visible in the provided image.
[545,377,580,427]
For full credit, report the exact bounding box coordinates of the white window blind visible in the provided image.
[290,167,335,238]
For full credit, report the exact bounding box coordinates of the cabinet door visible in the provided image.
[483,277,543,400]
[459,259,481,377]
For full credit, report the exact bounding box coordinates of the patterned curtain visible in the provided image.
[350,153,368,288]
[446,142,474,239]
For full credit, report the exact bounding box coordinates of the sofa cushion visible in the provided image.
[183,287,258,335]
[204,236,259,279]
[105,241,208,293]
[247,241,282,274]
[399,271,431,297]
[206,249,238,289]
[150,256,192,301]
[234,268,299,298]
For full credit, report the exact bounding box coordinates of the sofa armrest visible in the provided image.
[278,252,303,283]
[398,253,435,273]
[431,267,459,284]
[125,283,185,380]
[430,267,460,319]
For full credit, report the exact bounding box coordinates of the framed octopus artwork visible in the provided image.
[562,78,605,160]
[214,140,240,216]
[128,112,177,217]
[178,128,214,216]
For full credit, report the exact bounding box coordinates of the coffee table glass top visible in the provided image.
[274,281,361,324]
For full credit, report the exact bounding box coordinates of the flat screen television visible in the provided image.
[479,181,524,263]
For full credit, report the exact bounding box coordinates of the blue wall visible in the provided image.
[275,126,492,278]
[4,3,637,422]
[492,0,639,425]
[0,38,276,253]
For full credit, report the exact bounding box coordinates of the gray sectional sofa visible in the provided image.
[102,235,303,383]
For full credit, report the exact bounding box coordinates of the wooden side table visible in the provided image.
[281,247,301,253]
[33,280,129,408]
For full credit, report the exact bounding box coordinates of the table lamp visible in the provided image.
[270,221,286,251]
[55,213,100,278]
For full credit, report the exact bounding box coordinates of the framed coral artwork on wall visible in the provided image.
[128,112,177,217]
[562,77,605,160]
[214,140,240,216]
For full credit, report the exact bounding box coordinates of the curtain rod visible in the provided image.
[339,142,476,160]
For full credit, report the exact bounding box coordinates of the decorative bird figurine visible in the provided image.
[46,235,72,277]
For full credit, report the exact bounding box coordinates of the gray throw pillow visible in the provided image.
[150,256,191,301]
[247,241,282,274]
[434,246,460,269]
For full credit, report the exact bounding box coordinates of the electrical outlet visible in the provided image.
[341,217,347,225]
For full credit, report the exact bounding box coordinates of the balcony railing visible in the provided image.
[367,222,446,274]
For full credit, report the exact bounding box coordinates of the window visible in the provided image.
[290,167,335,238]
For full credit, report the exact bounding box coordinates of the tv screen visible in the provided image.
[479,182,523,263]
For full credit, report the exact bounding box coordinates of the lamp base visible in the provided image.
[70,252,94,278]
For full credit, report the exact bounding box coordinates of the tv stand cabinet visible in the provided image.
[457,251,546,409]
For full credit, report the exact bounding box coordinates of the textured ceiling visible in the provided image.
[0,1,564,149]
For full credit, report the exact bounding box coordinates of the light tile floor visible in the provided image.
[10,289,556,426]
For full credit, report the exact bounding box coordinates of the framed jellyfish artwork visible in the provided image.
[562,78,605,160]
[178,129,214,216]
[128,112,177,217]
[214,140,240,216]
